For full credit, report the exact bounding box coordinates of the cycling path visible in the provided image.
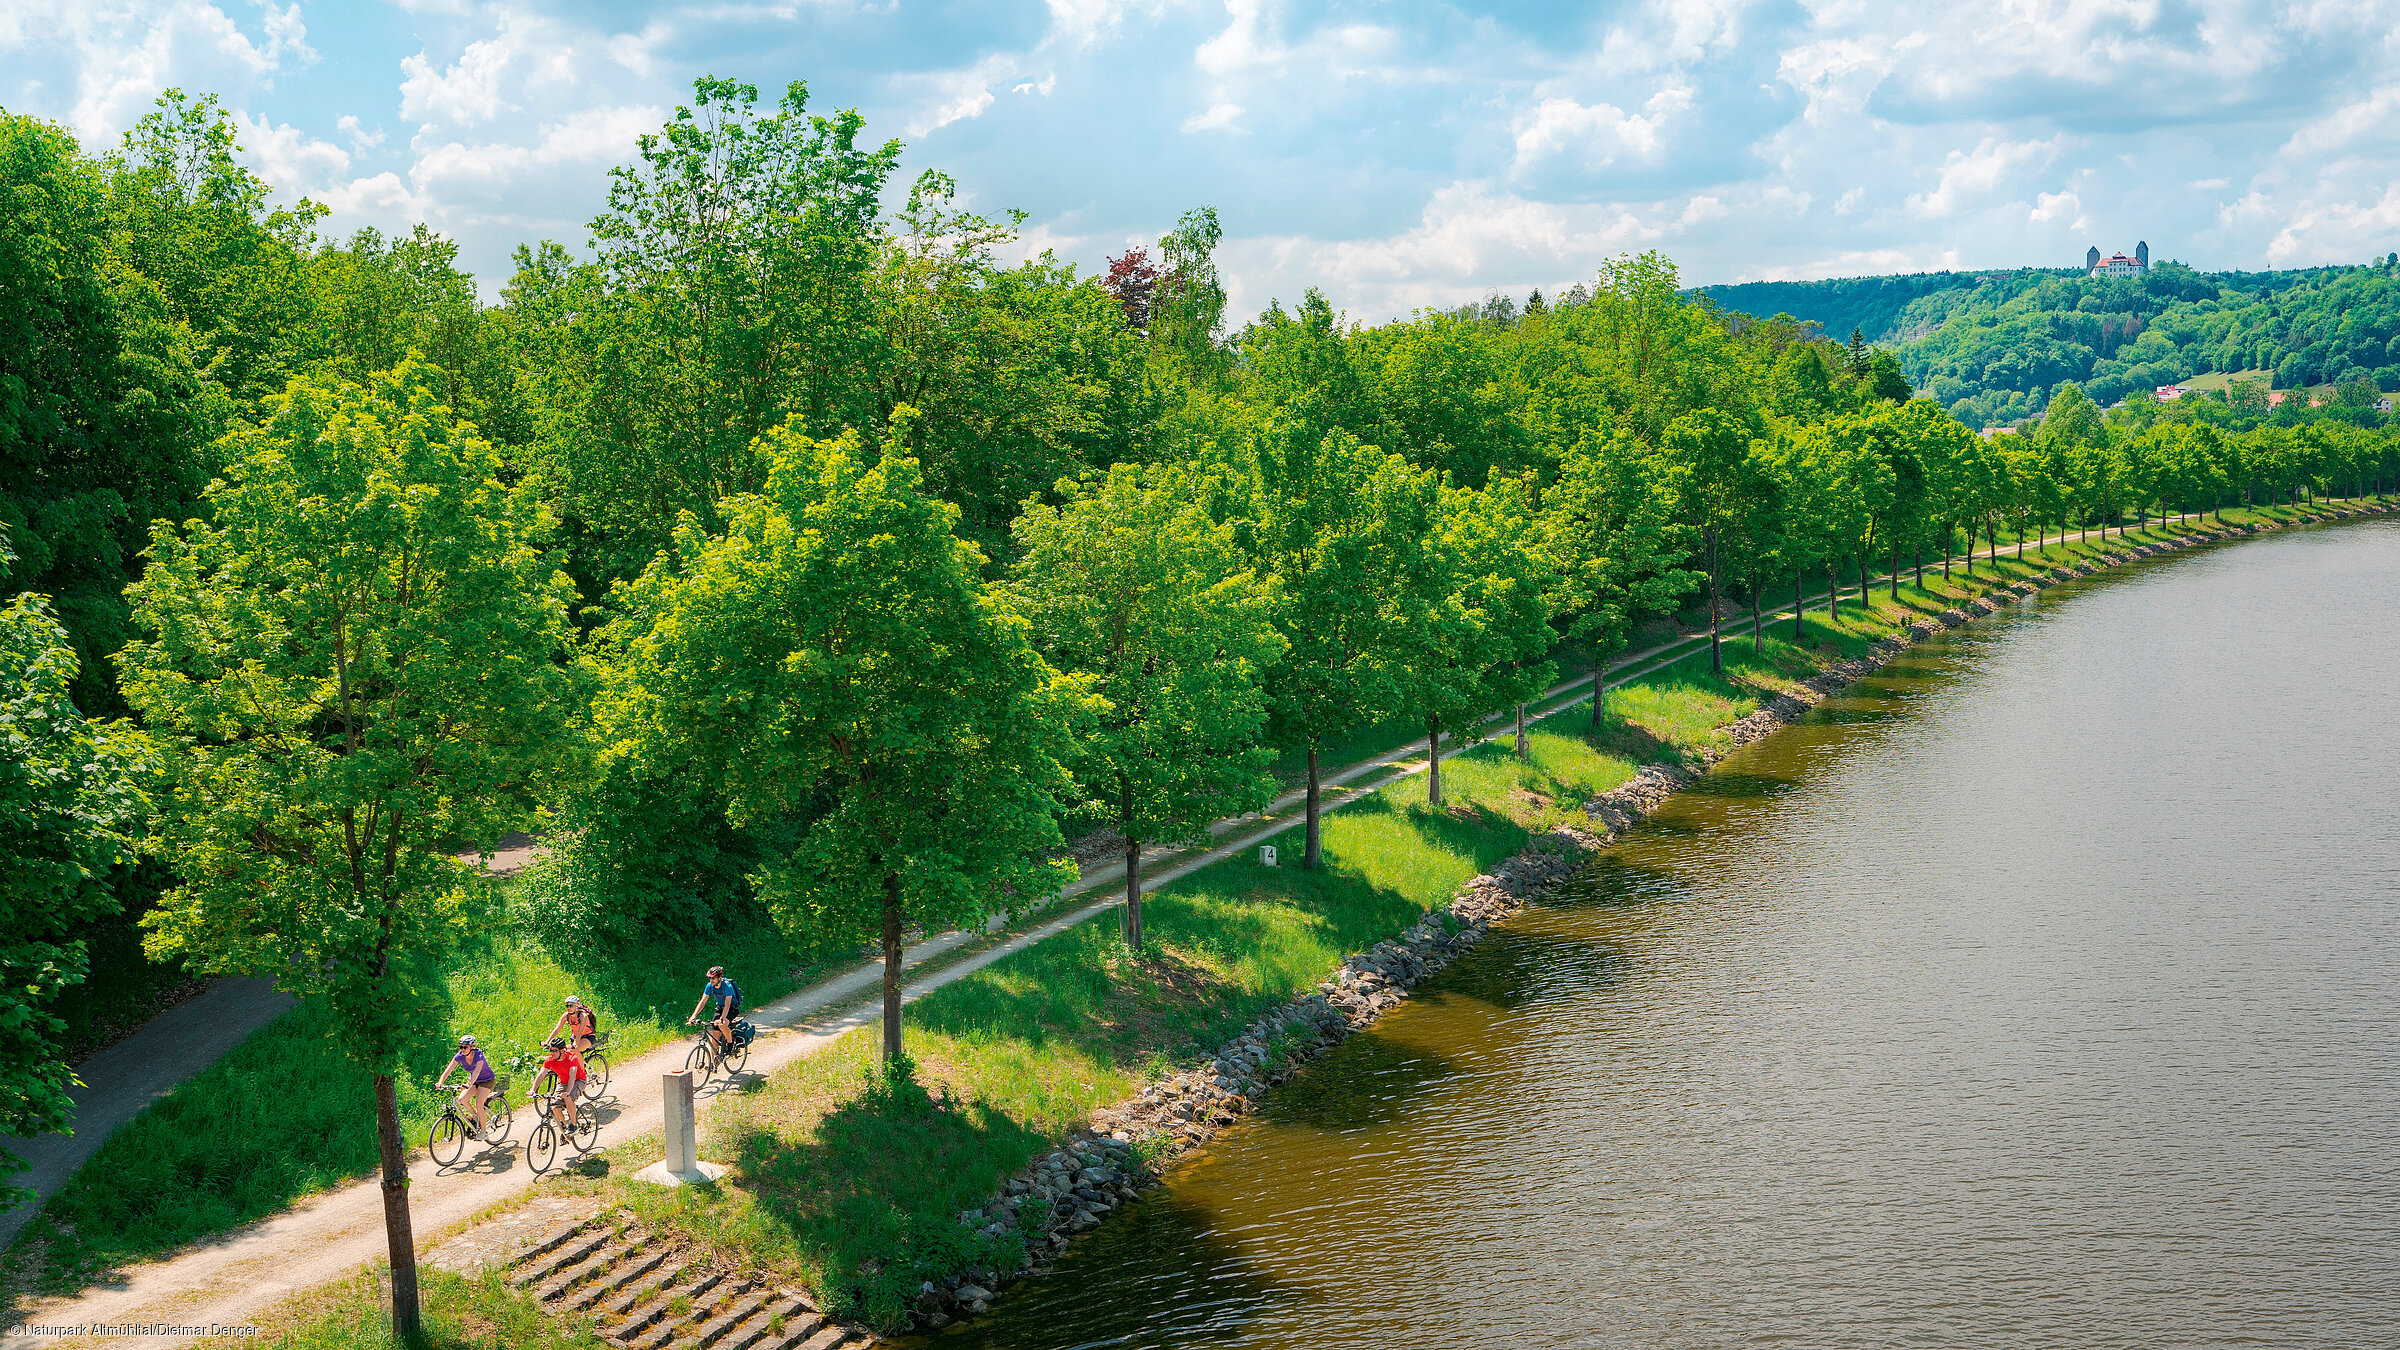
[18,512,2265,1343]
[0,979,293,1255]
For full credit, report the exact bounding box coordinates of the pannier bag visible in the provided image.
[733,1019,757,1046]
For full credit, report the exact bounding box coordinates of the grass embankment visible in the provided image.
[531,509,2318,1327]
[27,498,2378,1315]
[6,920,826,1292]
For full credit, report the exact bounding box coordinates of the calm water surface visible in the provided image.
[932,520,2400,1350]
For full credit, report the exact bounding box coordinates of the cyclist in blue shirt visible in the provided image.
[685,965,741,1054]
[433,1035,498,1140]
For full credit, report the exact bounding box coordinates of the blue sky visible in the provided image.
[5,1,2397,321]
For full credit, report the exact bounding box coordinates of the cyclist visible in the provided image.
[537,1036,588,1132]
[685,965,741,1054]
[547,995,599,1054]
[434,1035,498,1140]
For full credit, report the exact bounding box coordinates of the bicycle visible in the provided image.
[684,1021,749,1085]
[534,1030,611,1101]
[427,1079,513,1168]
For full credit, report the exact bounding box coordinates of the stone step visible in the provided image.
[717,1296,814,1350]
[567,1240,676,1313]
[748,1305,828,1350]
[515,1226,615,1286]
[790,1327,852,1350]
[679,1290,771,1349]
[597,1255,699,1321]
[534,1237,637,1303]
[507,1216,597,1271]
[609,1271,725,1344]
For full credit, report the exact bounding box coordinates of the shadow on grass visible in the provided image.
[718,1073,1048,1324]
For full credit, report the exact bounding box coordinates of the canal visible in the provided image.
[932,518,2400,1349]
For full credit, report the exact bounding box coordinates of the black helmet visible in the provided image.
[545,1037,567,1051]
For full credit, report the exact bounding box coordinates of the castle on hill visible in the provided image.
[2086,242,2149,278]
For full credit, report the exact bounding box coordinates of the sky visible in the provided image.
[4,0,2398,323]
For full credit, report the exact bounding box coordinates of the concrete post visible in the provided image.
[635,1068,723,1186]
[663,1069,696,1173]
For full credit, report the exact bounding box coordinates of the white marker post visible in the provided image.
[634,1069,725,1186]
[1258,845,1278,867]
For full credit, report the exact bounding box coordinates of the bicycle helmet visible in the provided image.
[545,1037,568,1051]
[707,965,725,977]
[563,995,581,1006]
[458,1034,476,1047]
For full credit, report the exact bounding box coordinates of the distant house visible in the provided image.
[2155,385,2186,400]
[2267,390,2292,407]
[2378,397,2395,414]
[2086,241,2150,278]
[1979,426,2018,439]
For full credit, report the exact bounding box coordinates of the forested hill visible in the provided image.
[1698,258,2400,428]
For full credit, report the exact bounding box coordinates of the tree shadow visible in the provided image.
[923,1185,1317,1350]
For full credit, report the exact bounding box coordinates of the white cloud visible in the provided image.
[2188,177,2229,190]
[1181,102,1241,133]
[2029,189,2079,222]
[1511,85,1695,177]
[237,111,348,191]
[1906,135,2068,216]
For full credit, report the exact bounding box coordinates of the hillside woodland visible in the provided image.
[1700,258,2400,428]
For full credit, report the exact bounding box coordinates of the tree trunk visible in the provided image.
[374,1073,423,1346]
[1826,558,1839,621]
[1793,566,1805,640]
[1303,746,1323,870]
[1914,546,1924,590]
[1707,525,1722,674]
[1514,703,1528,760]
[1942,529,1952,580]
[1426,714,1443,806]
[882,874,905,1060]
[1890,545,1900,600]
[1752,583,1764,651]
[1590,662,1604,728]
[1858,554,1870,611]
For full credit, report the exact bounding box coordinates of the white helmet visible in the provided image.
[563,996,581,1006]
[458,1034,476,1047]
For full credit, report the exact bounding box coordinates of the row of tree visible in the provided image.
[9,79,2400,1337]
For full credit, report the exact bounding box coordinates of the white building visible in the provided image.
[2156,385,2186,400]
[2086,241,2151,277]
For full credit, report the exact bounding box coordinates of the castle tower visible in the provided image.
[2087,246,2101,272]
[2136,240,2149,270]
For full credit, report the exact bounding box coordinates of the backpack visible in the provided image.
[733,1018,756,1046]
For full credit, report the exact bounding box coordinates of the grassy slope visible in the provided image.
[256,1265,614,1350]
[531,506,2328,1328]
[25,498,2370,1313]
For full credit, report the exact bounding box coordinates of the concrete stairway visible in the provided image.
[503,1215,874,1350]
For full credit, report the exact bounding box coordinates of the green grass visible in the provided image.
[256,1263,613,1350]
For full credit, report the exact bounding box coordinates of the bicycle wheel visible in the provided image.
[684,1042,714,1085]
[484,1096,515,1144]
[526,1119,559,1175]
[569,1105,600,1153]
[428,1111,466,1167]
[726,1037,750,1076]
[532,1068,559,1104]
[585,1050,611,1096]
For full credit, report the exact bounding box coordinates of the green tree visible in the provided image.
[1,110,216,714]
[598,421,1080,1062]
[1663,409,1753,672]
[1247,427,1426,869]
[518,77,902,569]
[1544,428,1695,719]
[116,365,584,1342]
[1152,206,1228,383]
[0,552,149,1204]
[1006,462,1283,949]
[1390,479,1556,805]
